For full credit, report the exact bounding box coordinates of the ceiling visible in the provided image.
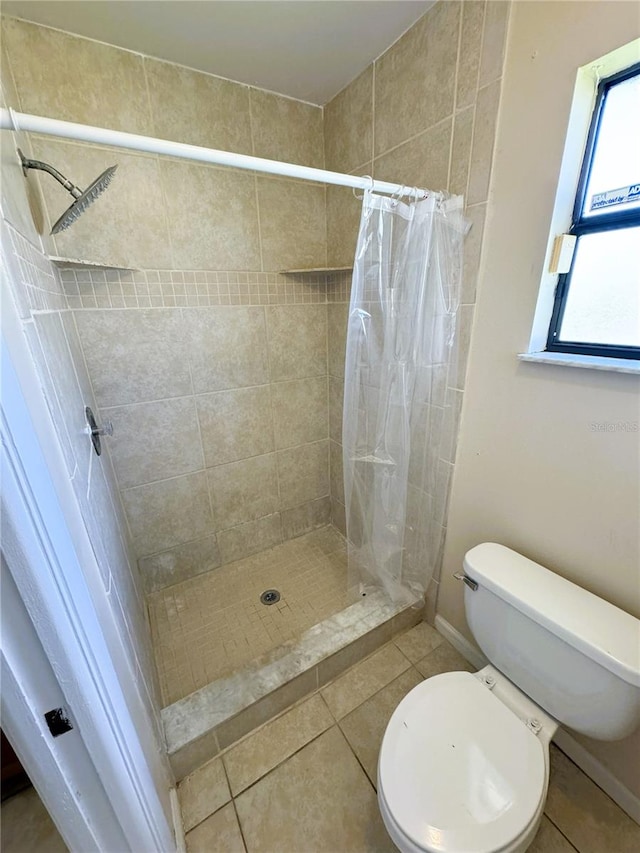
[2,1,434,104]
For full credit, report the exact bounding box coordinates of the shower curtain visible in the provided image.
[343,190,467,606]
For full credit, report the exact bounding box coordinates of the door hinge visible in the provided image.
[44,707,73,737]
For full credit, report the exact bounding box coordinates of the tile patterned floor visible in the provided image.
[179,622,640,853]
[148,527,349,705]
[0,786,67,853]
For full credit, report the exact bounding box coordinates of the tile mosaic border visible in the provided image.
[59,267,334,309]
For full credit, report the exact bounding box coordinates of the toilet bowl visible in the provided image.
[377,667,557,853]
[377,543,640,853]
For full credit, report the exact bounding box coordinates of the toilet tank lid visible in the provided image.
[464,543,640,687]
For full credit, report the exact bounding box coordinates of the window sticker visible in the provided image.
[590,183,640,210]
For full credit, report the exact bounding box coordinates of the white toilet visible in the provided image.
[377,543,640,853]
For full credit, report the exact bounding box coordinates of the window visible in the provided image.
[546,62,640,360]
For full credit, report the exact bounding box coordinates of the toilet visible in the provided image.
[377,543,640,853]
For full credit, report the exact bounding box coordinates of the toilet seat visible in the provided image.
[378,671,547,853]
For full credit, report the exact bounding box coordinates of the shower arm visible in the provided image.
[18,149,82,199]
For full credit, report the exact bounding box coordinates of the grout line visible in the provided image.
[447,0,465,193]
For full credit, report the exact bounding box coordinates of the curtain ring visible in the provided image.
[353,175,374,201]
[390,183,406,207]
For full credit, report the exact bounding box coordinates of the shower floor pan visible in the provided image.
[149,526,421,779]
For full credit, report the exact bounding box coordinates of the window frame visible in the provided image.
[546,61,640,361]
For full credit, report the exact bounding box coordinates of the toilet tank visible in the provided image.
[462,543,640,741]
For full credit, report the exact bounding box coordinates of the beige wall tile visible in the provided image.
[324,67,373,173]
[452,303,475,390]
[161,161,260,269]
[122,471,213,556]
[467,80,501,204]
[3,18,152,133]
[329,439,344,505]
[327,303,348,378]
[328,375,344,443]
[217,513,282,564]
[223,694,333,796]
[185,802,245,853]
[266,304,327,381]
[139,534,221,594]
[145,58,252,153]
[374,118,452,192]
[478,1,510,88]
[339,667,422,784]
[184,306,269,393]
[208,454,279,530]
[31,139,171,268]
[331,498,346,536]
[449,106,475,197]
[546,746,640,853]
[271,376,327,449]
[75,309,191,407]
[414,640,475,679]
[320,643,410,719]
[196,386,274,466]
[257,178,326,271]
[281,496,331,540]
[277,440,329,509]
[374,1,460,156]
[461,203,486,303]
[250,89,324,168]
[104,397,203,489]
[178,755,230,833]
[456,0,486,109]
[234,727,395,853]
[326,180,363,268]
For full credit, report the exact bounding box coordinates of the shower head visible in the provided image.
[18,148,117,235]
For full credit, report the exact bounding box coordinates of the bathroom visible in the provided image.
[0,1,638,851]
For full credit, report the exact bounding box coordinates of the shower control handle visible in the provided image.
[85,406,112,456]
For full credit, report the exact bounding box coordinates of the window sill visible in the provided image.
[518,351,640,375]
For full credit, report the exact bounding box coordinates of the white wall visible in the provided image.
[439,0,640,799]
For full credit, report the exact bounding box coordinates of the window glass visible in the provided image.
[583,72,640,218]
[559,226,640,347]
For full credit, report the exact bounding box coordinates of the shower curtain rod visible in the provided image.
[0,108,430,199]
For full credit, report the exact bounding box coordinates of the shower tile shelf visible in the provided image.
[49,255,138,271]
[280,266,352,275]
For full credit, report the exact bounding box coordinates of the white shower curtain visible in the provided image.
[343,190,467,606]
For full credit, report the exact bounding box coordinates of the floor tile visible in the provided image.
[339,667,423,786]
[320,643,411,720]
[545,745,640,853]
[414,639,475,679]
[529,816,577,852]
[223,694,333,796]
[185,802,246,852]
[234,726,395,852]
[392,620,444,663]
[178,756,231,832]
[0,787,67,853]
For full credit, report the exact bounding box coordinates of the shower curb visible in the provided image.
[162,591,422,780]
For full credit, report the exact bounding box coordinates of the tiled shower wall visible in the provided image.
[0,61,166,779]
[1,15,332,594]
[2,3,508,604]
[67,269,331,593]
[323,1,510,602]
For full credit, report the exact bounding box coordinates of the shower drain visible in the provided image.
[260,589,281,606]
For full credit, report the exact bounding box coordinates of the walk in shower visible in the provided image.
[1,0,486,781]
